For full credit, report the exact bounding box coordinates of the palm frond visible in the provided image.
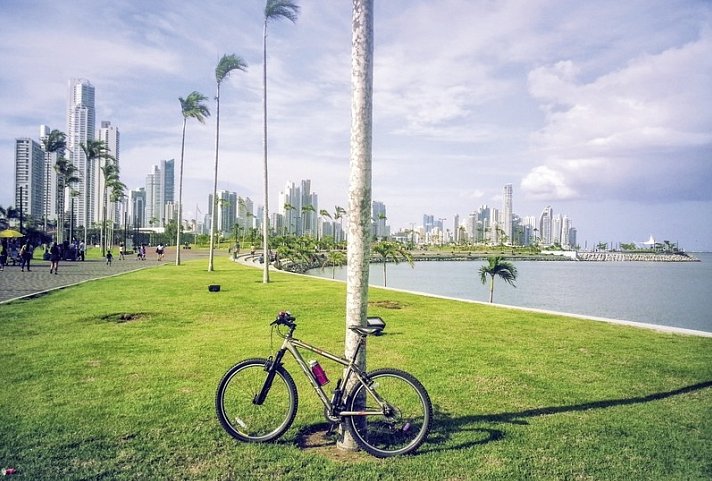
[180,91,211,123]
[216,53,248,84]
[265,0,300,23]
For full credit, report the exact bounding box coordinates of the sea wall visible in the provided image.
[576,252,699,262]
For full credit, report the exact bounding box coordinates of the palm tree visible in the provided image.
[283,202,295,236]
[301,204,315,237]
[373,241,413,287]
[479,256,518,303]
[54,156,80,242]
[261,0,300,284]
[81,139,115,255]
[40,129,66,235]
[320,249,346,279]
[334,205,346,242]
[177,91,210,266]
[318,209,331,243]
[340,0,374,453]
[99,160,123,255]
[209,54,248,272]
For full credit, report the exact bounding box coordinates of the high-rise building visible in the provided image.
[66,78,96,229]
[539,205,553,245]
[208,190,237,235]
[503,184,513,242]
[96,121,120,226]
[129,188,146,229]
[14,138,45,220]
[372,201,388,239]
[143,160,174,227]
[39,125,60,226]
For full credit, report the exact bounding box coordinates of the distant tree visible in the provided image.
[54,156,80,242]
[479,256,517,303]
[261,0,300,284]
[209,54,247,272]
[81,139,115,255]
[301,204,316,237]
[373,241,413,288]
[321,249,346,279]
[177,91,210,265]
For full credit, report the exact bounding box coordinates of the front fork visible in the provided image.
[253,349,287,405]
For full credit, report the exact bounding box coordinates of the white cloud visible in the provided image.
[523,27,712,201]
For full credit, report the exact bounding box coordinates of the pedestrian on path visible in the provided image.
[0,240,7,271]
[78,241,85,261]
[106,250,113,266]
[49,242,61,275]
[19,240,33,272]
[119,242,125,260]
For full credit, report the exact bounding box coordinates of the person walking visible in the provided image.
[106,250,113,266]
[49,241,61,274]
[78,241,85,261]
[19,240,33,272]
[119,242,125,260]
[0,240,7,271]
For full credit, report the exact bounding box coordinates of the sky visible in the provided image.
[1,0,711,250]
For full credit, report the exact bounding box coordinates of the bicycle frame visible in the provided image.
[259,328,389,418]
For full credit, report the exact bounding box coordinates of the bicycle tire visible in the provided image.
[344,368,432,457]
[215,358,298,442]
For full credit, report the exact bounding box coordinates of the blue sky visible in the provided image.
[1,0,711,250]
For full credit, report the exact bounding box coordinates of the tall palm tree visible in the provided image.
[81,140,115,254]
[177,91,210,266]
[479,256,518,303]
[340,0,374,453]
[318,209,331,243]
[54,156,80,243]
[283,202,295,236]
[41,129,66,235]
[98,158,123,256]
[209,54,248,272]
[373,241,413,287]
[261,0,300,284]
[301,204,315,237]
[334,205,346,242]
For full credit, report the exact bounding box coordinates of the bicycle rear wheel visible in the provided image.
[344,368,432,457]
[215,358,298,442]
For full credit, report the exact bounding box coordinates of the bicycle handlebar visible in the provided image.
[271,311,296,328]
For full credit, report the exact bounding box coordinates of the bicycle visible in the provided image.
[215,311,433,458]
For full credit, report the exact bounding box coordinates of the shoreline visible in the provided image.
[234,254,712,338]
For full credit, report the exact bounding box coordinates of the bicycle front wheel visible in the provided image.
[215,358,298,442]
[344,368,432,457]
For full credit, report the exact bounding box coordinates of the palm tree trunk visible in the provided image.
[176,118,187,266]
[208,83,221,272]
[339,0,374,453]
[262,18,271,283]
[489,276,495,303]
[383,262,387,287]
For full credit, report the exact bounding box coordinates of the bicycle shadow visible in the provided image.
[425,380,712,453]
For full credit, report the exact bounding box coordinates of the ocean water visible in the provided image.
[308,252,712,333]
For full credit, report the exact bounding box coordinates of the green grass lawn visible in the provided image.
[1,257,710,480]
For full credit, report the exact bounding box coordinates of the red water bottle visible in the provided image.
[309,360,330,386]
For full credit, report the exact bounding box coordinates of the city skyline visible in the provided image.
[1,1,711,250]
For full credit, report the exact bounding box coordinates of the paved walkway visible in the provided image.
[0,248,209,304]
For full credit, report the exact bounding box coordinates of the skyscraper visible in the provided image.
[372,201,388,239]
[539,205,553,245]
[39,125,60,226]
[14,138,45,219]
[503,184,513,242]
[144,160,174,227]
[66,78,96,229]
